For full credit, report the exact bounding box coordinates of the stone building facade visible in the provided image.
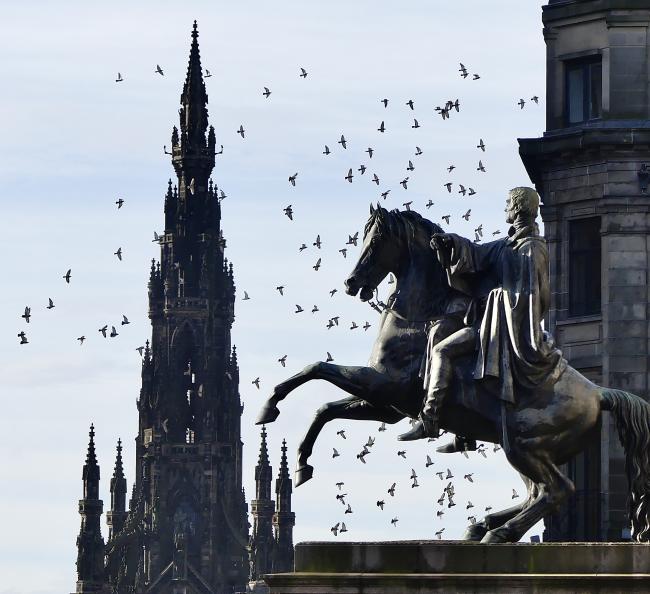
[519,0,650,541]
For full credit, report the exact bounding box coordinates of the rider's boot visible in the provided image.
[398,394,442,441]
[436,435,477,454]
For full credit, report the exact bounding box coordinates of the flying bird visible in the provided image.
[477,160,486,172]
[289,173,298,186]
[477,139,486,152]
[114,248,122,261]
[115,198,124,209]
[299,67,308,78]
[237,125,245,138]
[406,160,414,172]
[518,98,526,109]
[346,232,359,246]
[17,332,28,344]
[121,315,130,325]
[47,298,55,310]
[276,286,285,295]
[110,326,118,338]
[459,63,468,78]
[136,346,145,356]
[313,258,321,271]
[77,336,86,345]
[381,98,388,108]
[345,168,353,183]
[400,177,409,189]
[252,377,260,389]
[323,145,330,155]
[426,200,434,209]
[313,235,322,249]
[99,325,108,338]
[444,183,453,193]
[283,205,293,220]
[338,135,347,149]
[412,119,420,129]
[21,307,31,323]
[262,86,271,98]
[115,72,124,82]
[415,146,423,156]
[377,500,385,510]
[531,95,539,104]
[155,64,164,76]
[243,291,251,301]
[426,455,434,468]
[63,269,72,283]
[332,448,340,458]
[462,209,471,221]
[442,215,450,224]
[205,69,212,77]
[366,147,374,158]
[294,304,304,313]
[388,482,396,497]
[278,355,287,367]
[377,121,386,133]
[363,321,371,331]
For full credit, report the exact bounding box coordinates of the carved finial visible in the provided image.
[113,439,125,480]
[258,425,270,466]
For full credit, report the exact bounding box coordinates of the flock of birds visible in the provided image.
[15,55,541,540]
[326,424,522,535]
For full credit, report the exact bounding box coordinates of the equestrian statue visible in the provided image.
[257,187,650,544]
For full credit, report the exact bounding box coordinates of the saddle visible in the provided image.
[448,354,501,425]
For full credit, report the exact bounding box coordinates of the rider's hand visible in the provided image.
[430,233,452,251]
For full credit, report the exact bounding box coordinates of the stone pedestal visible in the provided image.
[264,541,650,593]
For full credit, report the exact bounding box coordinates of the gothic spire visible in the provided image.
[179,20,210,155]
[258,425,270,467]
[108,439,128,540]
[83,424,100,491]
[278,439,290,482]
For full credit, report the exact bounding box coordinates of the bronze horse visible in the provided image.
[257,205,650,543]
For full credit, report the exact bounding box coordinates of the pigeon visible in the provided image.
[110,326,118,338]
[336,482,345,490]
[243,291,251,301]
[411,477,419,488]
[397,450,406,459]
[313,235,322,249]
[459,184,467,196]
[276,286,285,296]
[47,298,55,310]
[477,139,486,152]
[252,377,260,389]
[400,177,409,190]
[512,489,519,499]
[299,67,308,78]
[403,201,412,211]
[121,315,130,325]
[406,160,414,172]
[363,321,371,331]
[331,522,340,536]
[473,73,481,80]
[237,125,245,138]
[381,98,388,108]
[435,528,445,539]
[278,355,287,367]
[77,336,86,345]
[113,247,122,261]
[447,165,455,173]
[350,321,358,330]
[485,506,493,512]
[262,86,271,98]
[477,160,486,173]
[388,482,396,497]
[115,198,124,209]
[466,501,474,509]
[446,468,453,479]
[345,168,353,183]
[332,448,340,458]
[477,444,487,458]
[372,173,380,185]
[311,305,319,313]
[462,209,471,221]
[17,331,28,344]
[459,63,468,78]
[494,444,502,452]
[346,232,359,246]
[323,145,331,155]
[336,493,347,504]
[339,249,347,258]
[365,436,375,448]
[380,190,390,200]
[406,99,414,110]
[289,173,298,186]
[444,183,453,193]
[63,269,72,283]
[136,346,145,356]
[115,72,124,82]
[426,455,434,468]
[99,325,108,338]
[330,289,337,297]
[358,165,366,175]
[357,451,368,464]
[299,244,308,252]
[410,468,418,480]
[426,200,434,209]
[313,258,321,271]
[366,147,374,158]
[531,95,539,104]
[21,307,31,323]
[391,517,399,526]
[437,510,445,518]
[283,205,293,220]
[377,500,385,510]
[412,118,420,129]
[340,522,348,533]
[448,496,456,508]
[337,429,346,439]
[468,188,477,196]
[468,515,477,524]
[205,69,212,78]
[345,503,353,514]
[475,225,483,238]
[436,471,444,480]
[338,135,347,149]
[415,146,423,156]
[294,304,304,314]
[378,121,386,133]
[518,98,526,109]
[442,215,450,224]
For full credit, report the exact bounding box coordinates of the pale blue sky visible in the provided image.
[1,2,546,592]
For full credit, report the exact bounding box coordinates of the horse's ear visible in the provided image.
[370,203,375,215]
[376,201,383,213]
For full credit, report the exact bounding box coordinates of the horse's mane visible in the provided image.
[364,206,459,316]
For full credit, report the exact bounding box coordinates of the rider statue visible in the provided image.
[400,186,566,443]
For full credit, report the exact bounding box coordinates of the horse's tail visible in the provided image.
[600,388,650,541]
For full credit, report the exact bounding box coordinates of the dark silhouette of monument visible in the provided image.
[71,21,267,594]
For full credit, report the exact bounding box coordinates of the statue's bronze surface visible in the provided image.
[257,190,650,544]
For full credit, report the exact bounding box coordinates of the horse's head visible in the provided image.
[345,204,402,302]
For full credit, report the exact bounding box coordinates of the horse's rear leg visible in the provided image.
[482,448,574,543]
[257,363,387,424]
[295,395,404,487]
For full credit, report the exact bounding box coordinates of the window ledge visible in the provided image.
[556,314,602,326]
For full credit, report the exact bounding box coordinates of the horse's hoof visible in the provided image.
[256,403,280,425]
[294,464,314,487]
[480,527,512,544]
[462,522,488,541]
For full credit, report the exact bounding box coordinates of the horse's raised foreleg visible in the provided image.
[257,363,389,424]
[295,395,404,487]
[481,449,574,543]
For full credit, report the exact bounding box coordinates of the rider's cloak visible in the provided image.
[437,224,567,404]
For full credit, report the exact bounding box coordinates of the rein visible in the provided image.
[383,294,445,325]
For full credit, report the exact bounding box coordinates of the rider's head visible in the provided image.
[506,187,539,224]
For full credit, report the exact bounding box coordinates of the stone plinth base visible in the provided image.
[264,541,650,593]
